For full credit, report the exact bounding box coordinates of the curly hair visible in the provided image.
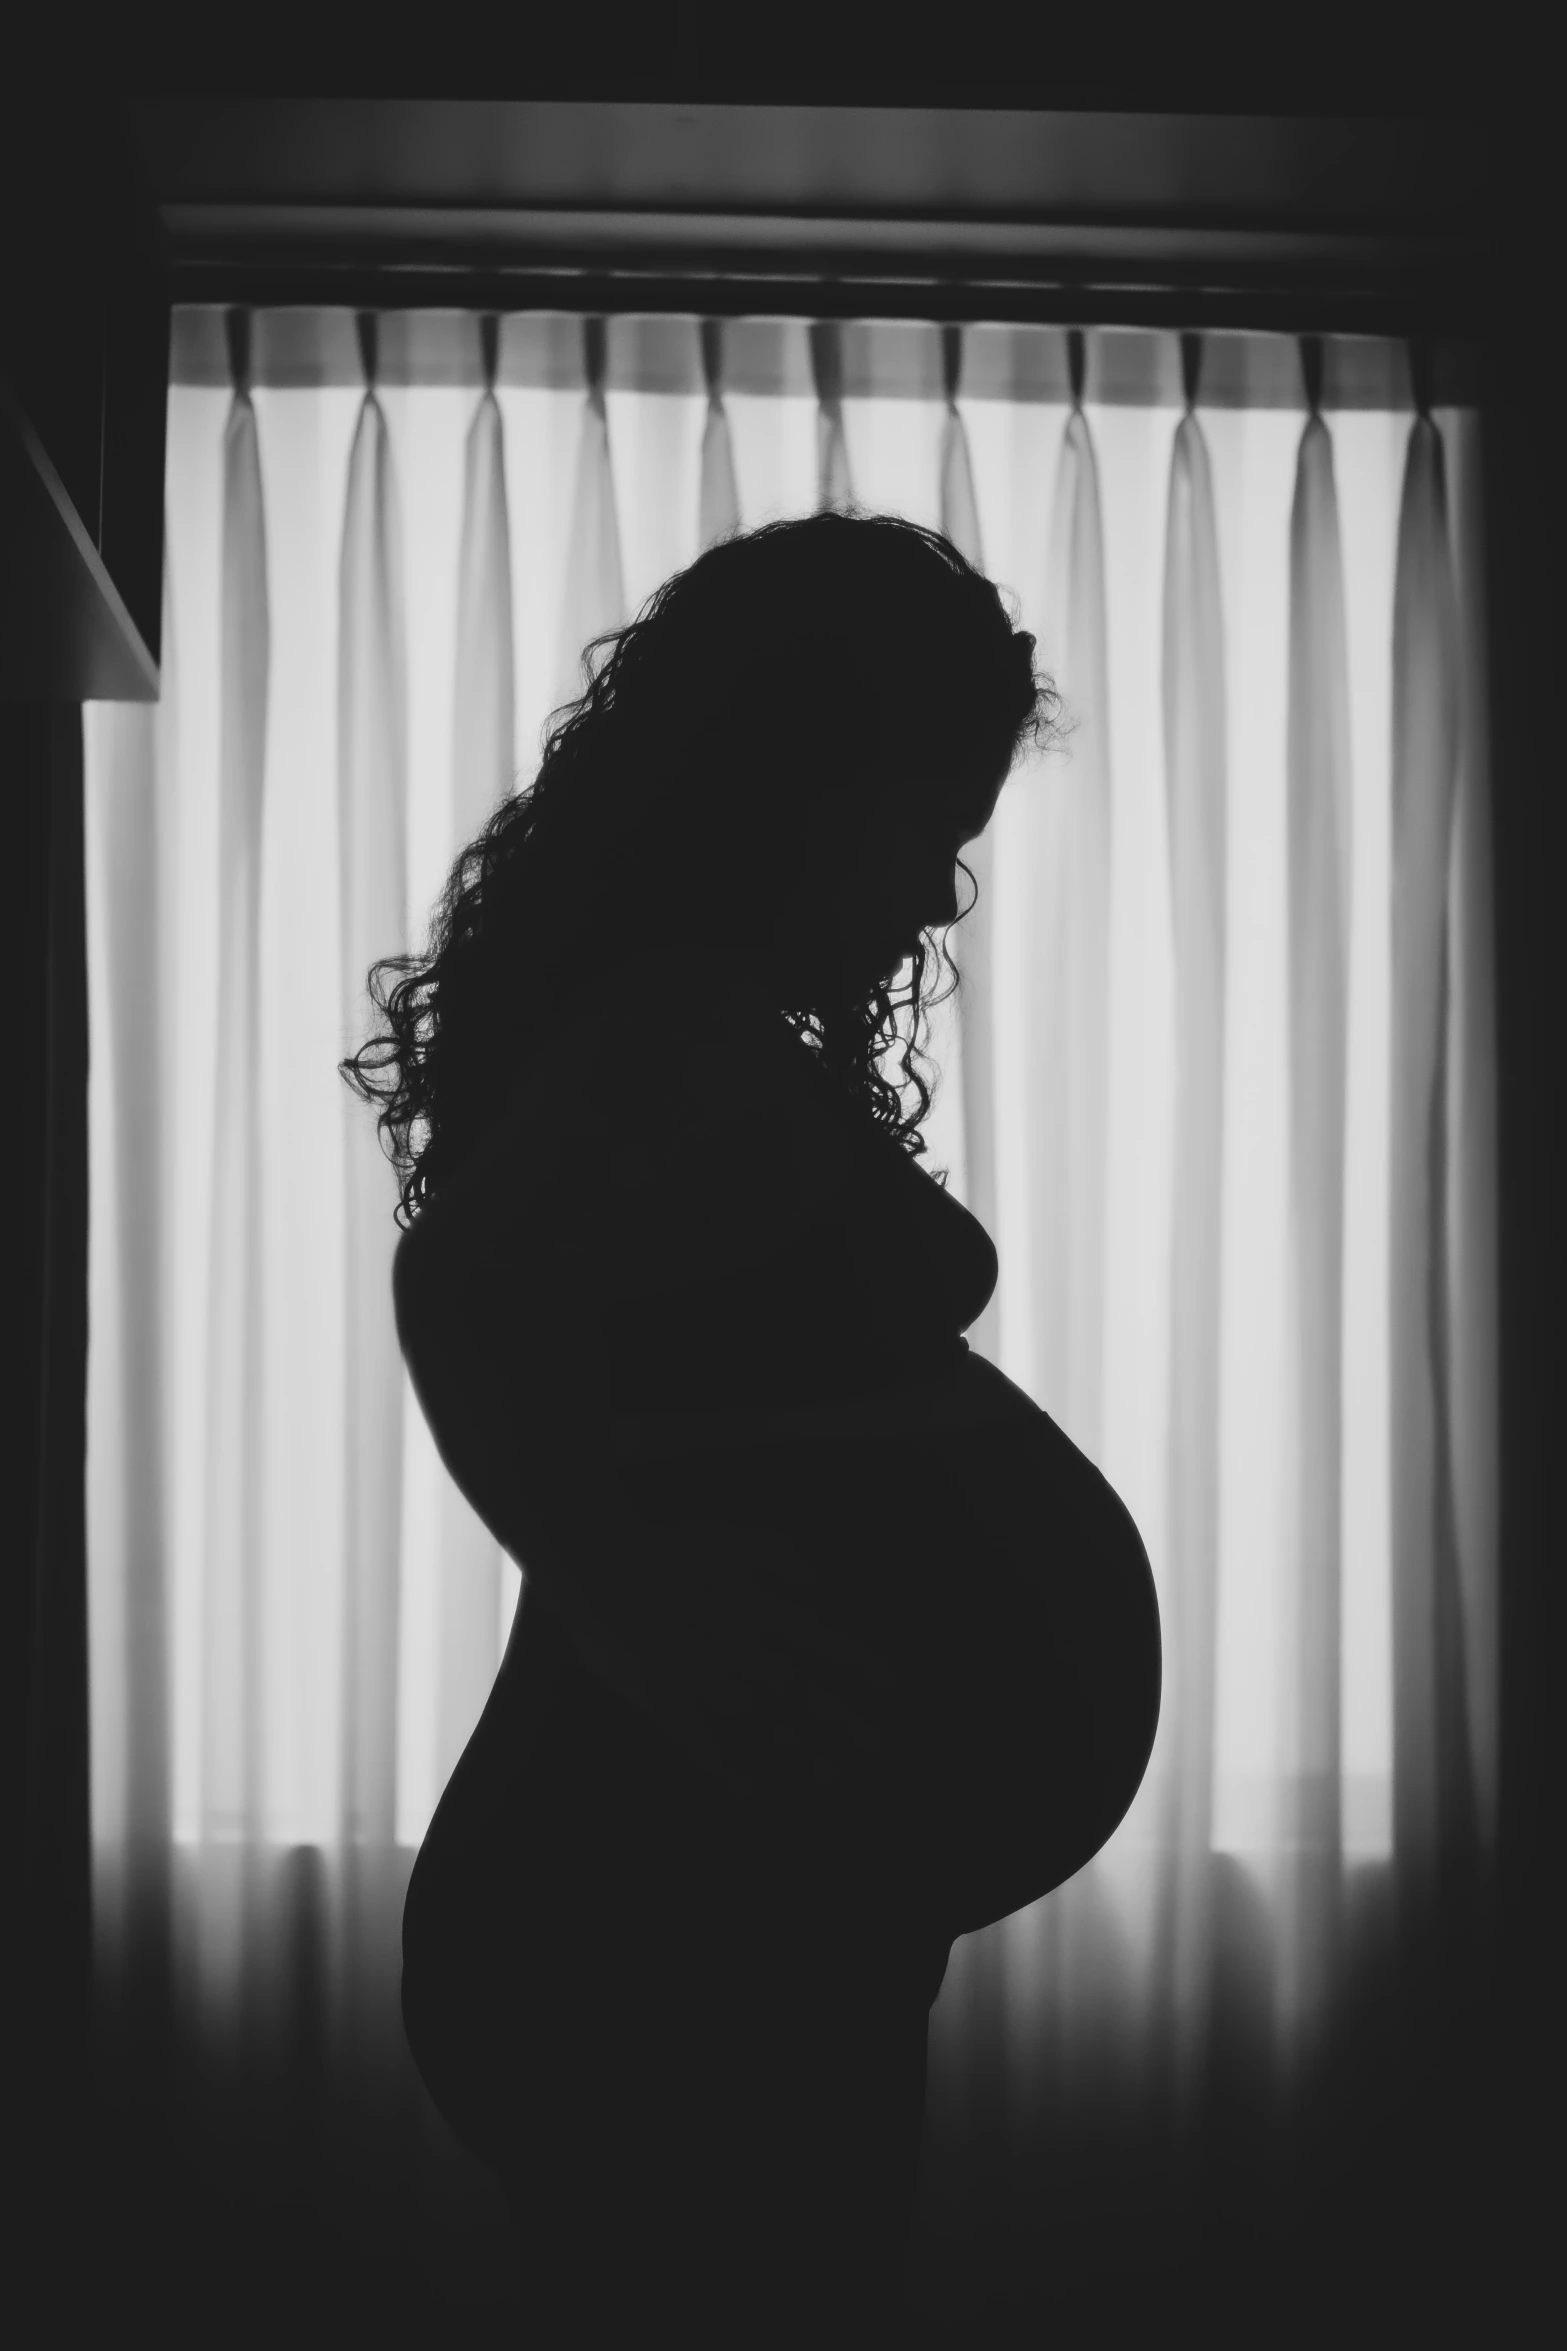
[339,505,1063,1231]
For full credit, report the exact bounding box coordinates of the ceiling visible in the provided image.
[83,7,1497,121]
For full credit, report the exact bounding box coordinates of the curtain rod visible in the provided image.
[154,203,1489,345]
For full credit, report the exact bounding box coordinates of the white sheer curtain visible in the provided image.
[83,314,1498,2316]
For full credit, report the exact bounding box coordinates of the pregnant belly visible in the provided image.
[400,1356,1160,2176]
[614,1353,1162,1939]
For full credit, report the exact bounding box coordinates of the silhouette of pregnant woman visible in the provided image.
[339,511,1161,2343]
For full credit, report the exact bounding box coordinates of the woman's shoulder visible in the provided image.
[400,990,862,1309]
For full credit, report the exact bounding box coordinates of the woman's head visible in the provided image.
[341,506,1063,1228]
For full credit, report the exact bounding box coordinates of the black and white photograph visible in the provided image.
[5,20,1553,2345]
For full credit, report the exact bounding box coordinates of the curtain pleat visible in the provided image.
[198,351,270,2039]
[332,326,412,2127]
[1280,393,1355,2052]
[811,320,854,511]
[939,333,1001,1372]
[699,318,742,550]
[1155,375,1228,2095]
[554,316,627,713]
[1389,406,1480,1930]
[1033,395,1114,1461]
[433,370,515,1792]
[997,377,1115,2130]
[338,327,409,1865]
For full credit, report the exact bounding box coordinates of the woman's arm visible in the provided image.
[390,1081,894,1789]
[393,1194,644,1645]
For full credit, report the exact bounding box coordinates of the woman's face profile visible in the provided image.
[768,757,1010,996]
[865,762,1009,973]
